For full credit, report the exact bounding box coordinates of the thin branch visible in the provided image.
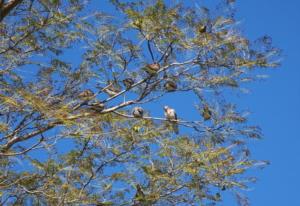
[113,110,199,124]
[0,136,44,156]
[158,41,174,63]
[112,111,206,132]
[0,0,23,22]
[101,58,197,104]
[79,147,133,196]
[147,40,155,62]
[0,122,57,152]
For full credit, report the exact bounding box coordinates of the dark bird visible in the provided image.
[198,24,207,33]
[132,107,144,118]
[164,80,177,92]
[88,101,105,112]
[202,105,212,121]
[122,78,134,89]
[143,62,160,75]
[133,184,146,206]
[164,106,179,134]
[78,89,94,100]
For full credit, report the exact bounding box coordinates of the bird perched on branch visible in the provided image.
[164,106,179,134]
[133,184,146,206]
[164,80,177,92]
[78,89,94,100]
[103,81,121,97]
[202,105,212,121]
[88,101,105,112]
[132,107,144,118]
[198,24,207,33]
[143,62,160,76]
[122,78,134,89]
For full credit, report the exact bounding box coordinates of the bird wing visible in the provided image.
[169,108,176,120]
[174,111,177,120]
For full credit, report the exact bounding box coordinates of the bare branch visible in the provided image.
[0,0,23,22]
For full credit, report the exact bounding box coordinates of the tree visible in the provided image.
[0,0,281,205]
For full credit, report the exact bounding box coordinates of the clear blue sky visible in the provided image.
[85,0,300,205]
[233,1,300,205]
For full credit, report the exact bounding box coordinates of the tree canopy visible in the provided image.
[0,0,281,205]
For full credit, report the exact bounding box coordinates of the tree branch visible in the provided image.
[0,0,23,22]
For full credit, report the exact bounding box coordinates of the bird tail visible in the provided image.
[172,122,179,134]
[165,121,179,134]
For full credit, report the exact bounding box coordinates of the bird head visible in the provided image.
[164,106,169,111]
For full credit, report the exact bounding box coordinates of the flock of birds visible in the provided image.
[77,62,212,134]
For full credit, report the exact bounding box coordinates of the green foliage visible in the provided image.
[0,0,280,205]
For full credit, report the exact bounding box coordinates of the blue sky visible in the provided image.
[92,0,300,205]
[233,1,300,205]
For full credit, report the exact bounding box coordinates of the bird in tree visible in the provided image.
[202,105,212,121]
[78,89,94,100]
[198,24,207,33]
[0,0,282,205]
[164,106,177,121]
[143,62,160,75]
[164,80,177,92]
[133,184,146,206]
[132,107,144,118]
[103,81,121,97]
[88,101,105,112]
[122,78,134,89]
[164,105,179,134]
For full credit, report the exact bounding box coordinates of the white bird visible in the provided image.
[163,106,179,134]
[132,107,144,118]
[164,106,177,120]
